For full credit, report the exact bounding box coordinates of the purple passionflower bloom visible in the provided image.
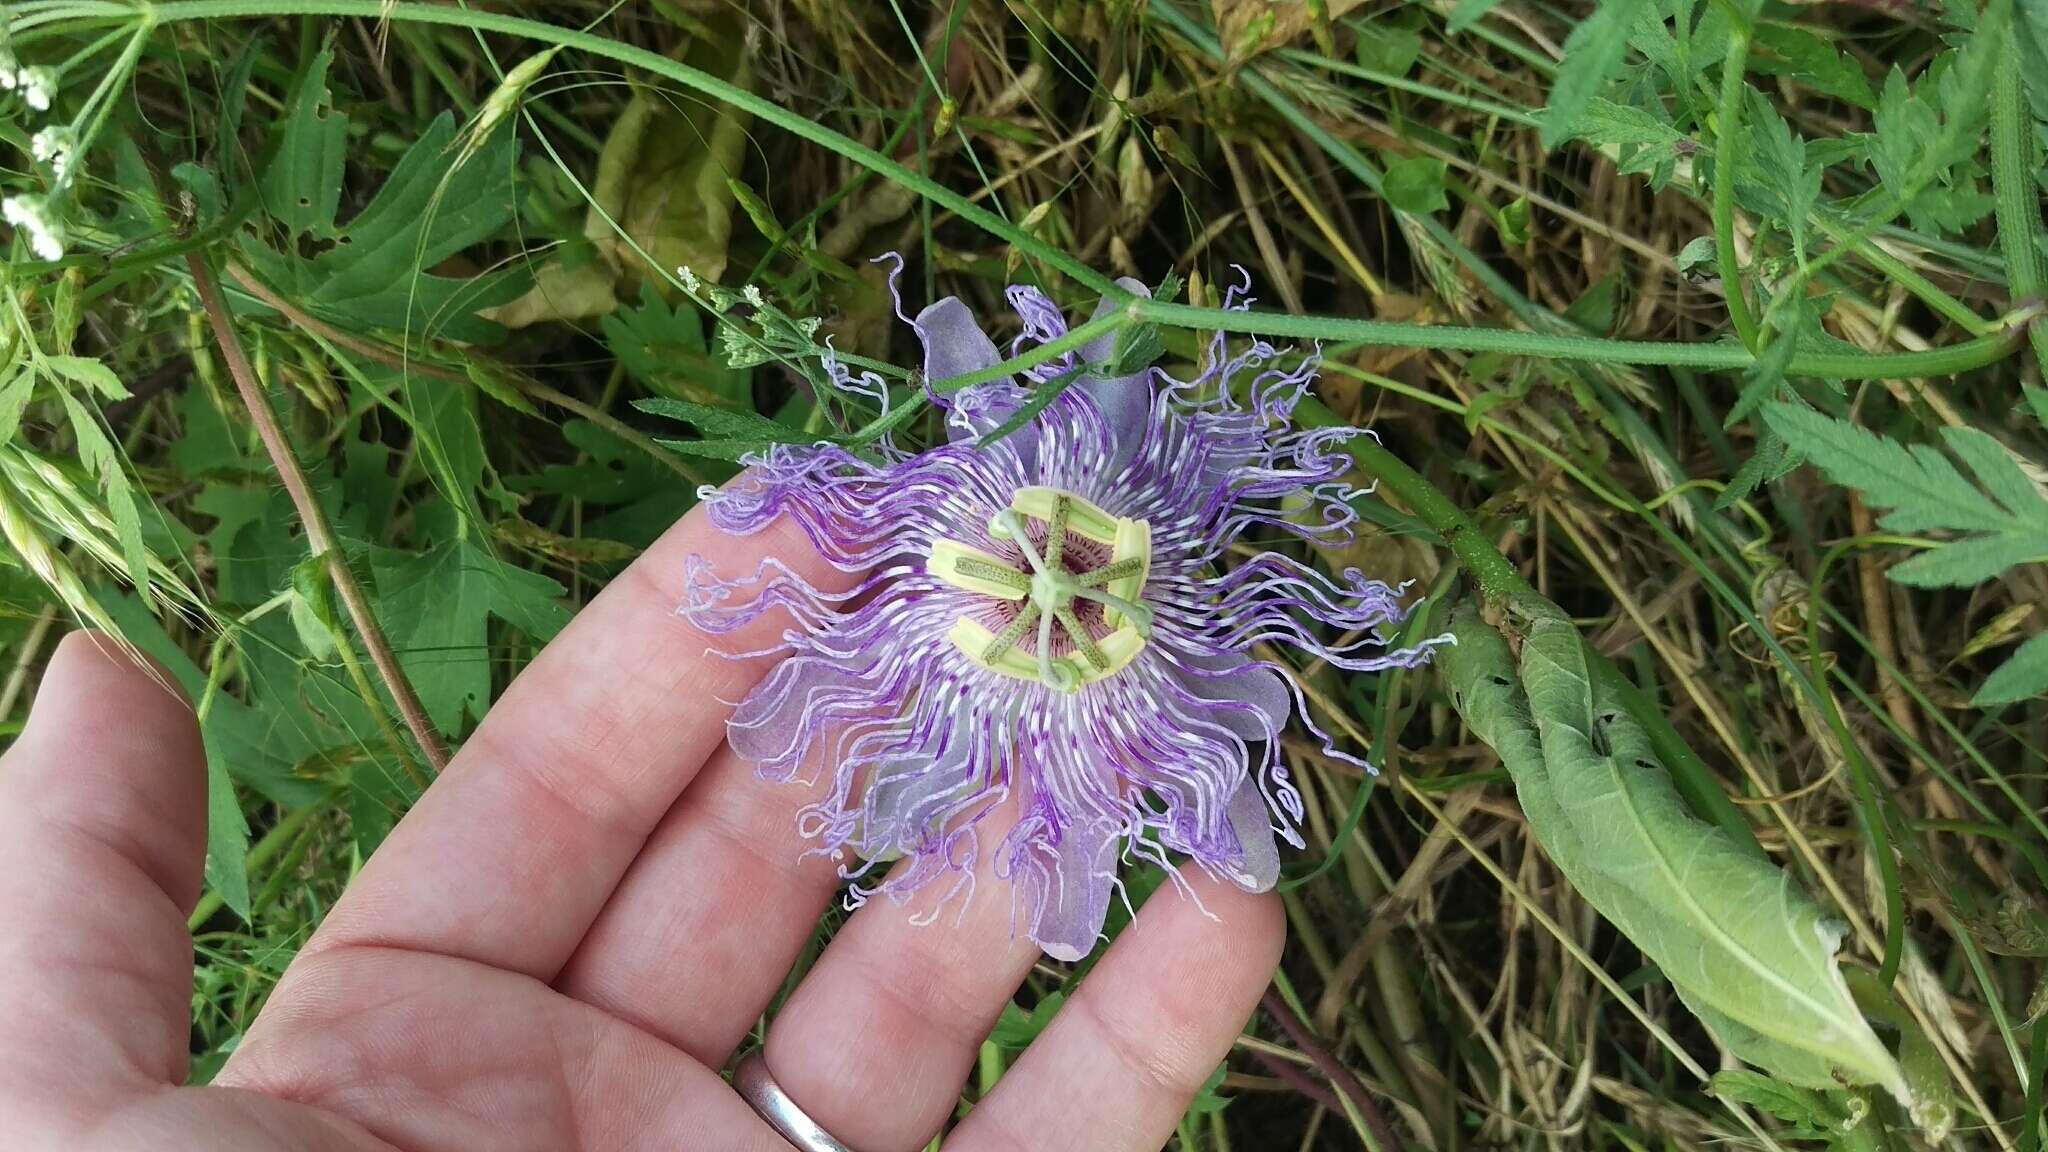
[683,265,1443,960]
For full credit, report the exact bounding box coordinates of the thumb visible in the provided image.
[0,631,208,1116]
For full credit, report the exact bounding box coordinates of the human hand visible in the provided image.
[0,500,1284,1152]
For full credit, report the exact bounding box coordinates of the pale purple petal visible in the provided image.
[1223,777,1281,892]
[1023,818,1121,962]
[686,265,1447,961]
[1076,277,1155,476]
[1170,650,1292,742]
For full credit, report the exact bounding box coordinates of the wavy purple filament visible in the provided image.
[683,264,1445,960]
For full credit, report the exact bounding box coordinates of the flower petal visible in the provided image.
[865,722,978,846]
[1170,651,1291,741]
[1031,819,1120,961]
[916,297,1007,385]
[1077,277,1154,473]
[915,298,1034,454]
[726,656,867,772]
[1222,777,1281,892]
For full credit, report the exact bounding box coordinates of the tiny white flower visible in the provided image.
[30,126,74,185]
[2,194,65,260]
[742,284,765,307]
[677,265,701,293]
[0,47,18,90]
[19,66,54,111]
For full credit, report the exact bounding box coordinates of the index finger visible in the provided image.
[304,497,851,980]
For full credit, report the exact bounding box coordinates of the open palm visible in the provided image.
[0,500,1282,1152]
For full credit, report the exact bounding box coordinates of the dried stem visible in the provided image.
[184,251,451,773]
[1261,986,1401,1152]
[222,262,703,485]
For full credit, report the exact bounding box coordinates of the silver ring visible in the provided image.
[733,1050,857,1152]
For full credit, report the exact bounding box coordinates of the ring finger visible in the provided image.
[759,800,1041,1152]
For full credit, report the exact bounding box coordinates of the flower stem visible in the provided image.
[1712,24,1760,352]
[1991,31,2048,371]
[116,0,2023,384]
[184,249,451,774]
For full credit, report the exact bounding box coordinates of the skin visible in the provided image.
[0,497,1285,1152]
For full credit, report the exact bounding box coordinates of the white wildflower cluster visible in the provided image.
[672,266,830,376]
[0,59,54,112]
[31,126,75,185]
[2,26,75,261]
[2,194,64,260]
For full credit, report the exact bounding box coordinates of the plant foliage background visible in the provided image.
[2,0,2047,1147]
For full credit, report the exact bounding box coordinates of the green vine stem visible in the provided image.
[1712,22,1761,352]
[1990,32,2048,371]
[44,0,2012,385]
[1296,397,1763,853]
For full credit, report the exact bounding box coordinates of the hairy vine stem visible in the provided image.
[184,249,451,774]
[74,0,2022,385]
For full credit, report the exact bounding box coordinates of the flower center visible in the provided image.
[926,486,1152,693]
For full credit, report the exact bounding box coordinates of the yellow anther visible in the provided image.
[928,487,1153,691]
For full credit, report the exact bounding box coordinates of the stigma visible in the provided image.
[926,487,1152,692]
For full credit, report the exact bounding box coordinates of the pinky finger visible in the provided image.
[947,867,1284,1152]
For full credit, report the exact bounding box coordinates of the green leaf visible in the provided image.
[350,751,420,858]
[1565,98,1692,176]
[1446,0,1505,35]
[602,280,751,400]
[1108,321,1167,376]
[1719,427,1800,508]
[245,110,525,343]
[1443,605,1907,1097]
[56,390,150,595]
[1380,154,1451,214]
[406,368,491,530]
[633,396,809,447]
[0,367,34,446]
[654,437,772,461]
[1889,533,2048,587]
[2022,0,2048,120]
[44,355,131,400]
[1354,19,1423,75]
[1976,631,2048,706]
[1741,90,1821,261]
[204,746,253,921]
[989,991,1067,1048]
[1710,1070,1858,1137]
[261,48,348,238]
[511,419,700,548]
[1676,235,1717,277]
[289,554,339,660]
[1765,404,2048,586]
[1749,25,1876,110]
[2024,385,2048,429]
[1541,0,1643,149]
[1723,296,1813,429]
[375,539,574,731]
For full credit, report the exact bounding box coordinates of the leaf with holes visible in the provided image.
[1444,604,1908,1098]
[244,62,526,344]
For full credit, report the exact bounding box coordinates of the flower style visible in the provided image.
[684,264,1443,960]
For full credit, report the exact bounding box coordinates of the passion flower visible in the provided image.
[684,264,1442,959]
